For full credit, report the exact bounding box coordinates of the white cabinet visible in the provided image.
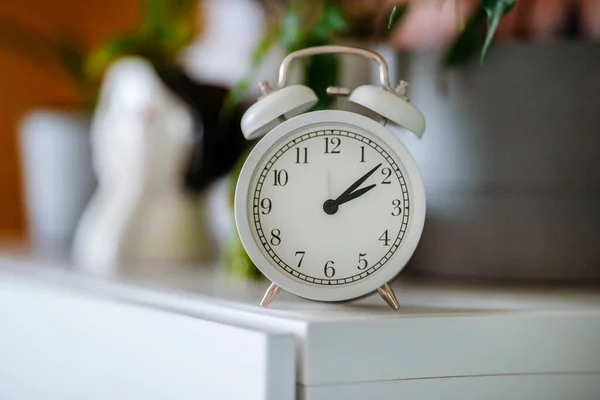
[0,272,294,400]
[1,255,600,399]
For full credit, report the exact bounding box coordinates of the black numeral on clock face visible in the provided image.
[379,230,390,246]
[391,199,402,216]
[357,253,368,270]
[381,168,392,184]
[360,146,366,162]
[295,147,308,164]
[272,169,288,186]
[295,251,305,268]
[270,229,281,246]
[260,198,272,215]
[324,137,341,154]
[324,260,335,278]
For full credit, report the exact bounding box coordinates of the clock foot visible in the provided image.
[377,283,400,310]
[260,282,281,308]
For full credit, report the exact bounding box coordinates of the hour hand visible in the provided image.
[323,184,376,214]
[335,184,376,206]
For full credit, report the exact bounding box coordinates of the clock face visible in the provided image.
[248,128,410,286]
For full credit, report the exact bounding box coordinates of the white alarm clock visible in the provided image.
[235,46,426,309]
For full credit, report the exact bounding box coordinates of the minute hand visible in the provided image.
[335,163,382,203]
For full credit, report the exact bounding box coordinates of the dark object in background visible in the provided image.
[402,42,600,283]
[157,68,252,193]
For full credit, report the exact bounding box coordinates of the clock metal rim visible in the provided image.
[234,110,426,302]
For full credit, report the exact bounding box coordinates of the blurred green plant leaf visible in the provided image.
[480,0,516,63]
[443,7,487,68]
[251,26,281,66]
[281,7,303,51]
[55,33,86,82]
[225,147,262,279]
[141,0,197,44]
[312,4,347,42]
[225,1,349,114]
[388,3,398,29]
[387,2,408,30]
[299,3,347,110]
[85,35,139,81]
[85,0,196,83]
[305,52,339,110]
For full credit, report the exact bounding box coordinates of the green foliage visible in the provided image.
[443,0,516,67]
[480,0,516,63]
[225,235,263,279]
[309,4,348,44]
[224,148,263,280]
[388,0,517,67]
[288,3,347,110]
[85,0,197,82]
[226,1,349,112]
[387,3,409,31]
[443,7,487,68]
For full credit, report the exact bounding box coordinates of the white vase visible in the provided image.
[395,42,600,281]
[19,109,95,255]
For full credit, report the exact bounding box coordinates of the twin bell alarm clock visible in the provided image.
[234,46,426,310]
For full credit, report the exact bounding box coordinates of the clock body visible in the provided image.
[235,110,425,302]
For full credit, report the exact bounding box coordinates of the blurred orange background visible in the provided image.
[0,0,137,240]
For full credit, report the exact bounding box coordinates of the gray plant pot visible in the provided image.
[396,42,600,282]
[20,109,96,255]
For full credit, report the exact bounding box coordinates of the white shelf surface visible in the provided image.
[0,265,295,400]
[1,252,600,399]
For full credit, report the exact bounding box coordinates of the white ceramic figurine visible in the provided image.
[72,58,210,275]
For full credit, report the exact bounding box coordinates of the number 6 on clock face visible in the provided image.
[235,110,426,302]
